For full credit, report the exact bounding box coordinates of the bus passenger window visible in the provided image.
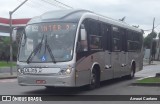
[113,39,120,50]
[77,40,88,52]
[80,40,88,51]
[90,35,102,49]
[77,37,88,52]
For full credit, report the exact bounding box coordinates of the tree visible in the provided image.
[0,37,10,61]
[0,36,18,61]
[144,36,151,48]
[143,31,157,48]
[150,31,157,38]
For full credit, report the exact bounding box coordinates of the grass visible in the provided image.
[0,61,16,67]
[137,77,160,83]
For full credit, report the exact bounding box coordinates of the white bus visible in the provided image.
[16,9,143,89]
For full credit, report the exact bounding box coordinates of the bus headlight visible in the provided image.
[17,68,23,75]
[66,68,72,74]
[59,68,72,75]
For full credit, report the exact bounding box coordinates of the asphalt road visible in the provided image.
[1,64,160,104]
[1,78,136,95]
[0,77,160,104]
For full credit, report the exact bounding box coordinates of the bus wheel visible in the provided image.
[88,68,100,90]
[128,65,135,79]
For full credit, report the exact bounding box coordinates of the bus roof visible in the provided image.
[28,9,143,33]
[28,9,92,24]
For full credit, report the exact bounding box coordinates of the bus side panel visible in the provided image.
[75,52,105,86]
[101,50,113,81]
[127,51,143,74]
[75,55,91,86]
[127,52,136,73]
[135,51,143,72]
[112,52,122,78]
[119,51,128,76]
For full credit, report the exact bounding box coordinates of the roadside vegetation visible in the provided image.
[0,36,17,68]
[0,61,16,67]
[137,77,160,83]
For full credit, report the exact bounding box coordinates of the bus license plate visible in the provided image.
[36,80,46,84]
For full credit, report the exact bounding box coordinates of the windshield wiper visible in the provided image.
[22,30,27,47]
[26,34,44,64]
[44,35,56,63]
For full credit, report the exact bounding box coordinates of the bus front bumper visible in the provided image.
[17,75,75,87]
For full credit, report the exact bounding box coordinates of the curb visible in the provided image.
[0,72,17,79]
[131,83,160,87]
[143,63,158,67]
[0,76,17,79]
[0,67,17,73]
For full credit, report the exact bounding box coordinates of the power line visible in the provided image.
[154,23,160,29]
[29,0,51,11]
[143,29,152,31]
[53,0,73,9]
[143,24,160,32]
[17,0,47,13]
[155,28,160,32]
[40,0,67,9]
[27,0,48,12]
[40,0,73,9]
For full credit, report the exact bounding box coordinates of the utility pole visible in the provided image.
[157,33,160,60]
[149,17,155,64]
[9,0,28,75]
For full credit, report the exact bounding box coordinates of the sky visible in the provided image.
[0,0,160,36]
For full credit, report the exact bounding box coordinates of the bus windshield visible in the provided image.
[18,22,77,63]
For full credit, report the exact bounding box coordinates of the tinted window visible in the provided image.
[127,31,142,51]
[112,26,121,51]
[90,35,102,49]
[101,23,111,50]
[85,19,102,50]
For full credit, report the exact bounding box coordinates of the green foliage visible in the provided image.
[143,31,157,48]
[0,36,18,61]
[150,31,157,38]
[144,36,151,48]
[137,77,160,83]
[0,37,10,56]
[0,61,16,67]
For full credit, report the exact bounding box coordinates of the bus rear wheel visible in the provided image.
[127,65,135,79]
[88,68,100,90]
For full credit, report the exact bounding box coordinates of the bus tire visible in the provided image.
[128,65,135,79]
[88,68,100,90]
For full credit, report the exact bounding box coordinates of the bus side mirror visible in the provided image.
[80,29,87,41]
[12,27,25,44]
[80,24,87,41]
[12,28,17,42]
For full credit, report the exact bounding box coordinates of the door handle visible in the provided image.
[105,65,112,69]
[121,64,125,67]
[121,64,126,67]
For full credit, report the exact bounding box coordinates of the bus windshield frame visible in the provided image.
[18,22,77,63]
